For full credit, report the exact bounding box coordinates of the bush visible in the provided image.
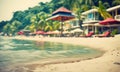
[111,29,118,36]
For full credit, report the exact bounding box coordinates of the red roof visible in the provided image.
[52,7,72,14]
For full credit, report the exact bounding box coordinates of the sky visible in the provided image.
[0,0,51,21]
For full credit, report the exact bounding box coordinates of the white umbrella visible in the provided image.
[63,31,70,34]
[53,30,60,34]
[71,28,83,33]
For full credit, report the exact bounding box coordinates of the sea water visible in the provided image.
[0,36,103,68]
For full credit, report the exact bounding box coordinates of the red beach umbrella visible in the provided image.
[17,31,24,35]
[36,31,45,34]
[99,18,120,25]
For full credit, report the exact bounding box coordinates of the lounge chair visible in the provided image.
[80,31,94,37]
[95,31,111,37]
[85,31,94,37]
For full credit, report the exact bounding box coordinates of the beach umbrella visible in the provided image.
[99,18,120,25]
[45,31,54,34]
[63,31,70,34]
[53,30,60,34]
[36,31,45,35]
[47,7,75,36]
[17,31,24,35]
[71,28,83,33]
[99,18,120,32]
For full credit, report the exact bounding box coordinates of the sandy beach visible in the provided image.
[3,35,120,72]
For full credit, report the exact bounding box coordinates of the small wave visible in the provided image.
[1,45,14,50]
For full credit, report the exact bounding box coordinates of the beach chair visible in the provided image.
[80,31,94,37]
[95,31,111,37]
[85,31,94,37]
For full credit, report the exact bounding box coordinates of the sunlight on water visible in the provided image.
[0,37,103,67]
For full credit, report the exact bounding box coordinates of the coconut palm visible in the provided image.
[95,1,112,19]
[29,12,48,32]
[38,12,48,31]
[82,0,94,10]
[85,0,94,5]
[3,23,11,35]
[62,0,82,29]
[63,0,95,29]
[30,15,40,32]
[113,0,120,5]
[45,21,60,31]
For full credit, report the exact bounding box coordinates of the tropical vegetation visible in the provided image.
[0,0,119,35]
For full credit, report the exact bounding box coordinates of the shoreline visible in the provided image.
[13,36,117,51]
[2,35,120,72]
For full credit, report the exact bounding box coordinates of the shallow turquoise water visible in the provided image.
[0,37,103,67]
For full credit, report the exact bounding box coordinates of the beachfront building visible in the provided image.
[81,5,120,35]
[62,18,84,37]
[81,9,102,34]
[95,5,120,35]
[106,5,120,34]
[66,19,80,29]
[107,5,120,21]
[62,5,120,36]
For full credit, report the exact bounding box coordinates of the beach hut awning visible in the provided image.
[107,5,120,12]
[47,14,75,21]
[95,23,120,27]
[81,9,98,15]
[99,18,120,25]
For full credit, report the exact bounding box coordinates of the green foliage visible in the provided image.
[45,21,60,31]
[112,0,120,5]
[3,23,11,34]
[0,21,8,32]
[95,1,112,19]
[3,20,22,35]
[0,0,118,34]
[111,29,118,36]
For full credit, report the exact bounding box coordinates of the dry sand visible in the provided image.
[6,35,120,72]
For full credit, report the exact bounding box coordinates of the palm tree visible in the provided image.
[3,23,11,35]
[63,0,96,29]
[95,1,112,19]
[63,0,83,29]
[45,21,60,31]
[113,0,120,5]
[103,2,110,8]
[10,25,17,35]
[38,12,48,31]
[29,23,36,32]
[30,15,39,32]
[85,0,94,5]
[29,12,49,32]
[63,0,79,10]
[83,0,94,10]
